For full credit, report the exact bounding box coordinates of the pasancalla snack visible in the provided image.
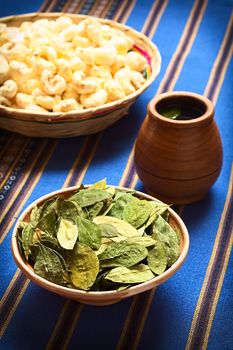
[17,180,180,292]
[0,16,149,112]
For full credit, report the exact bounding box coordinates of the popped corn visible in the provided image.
[0,16,148,112]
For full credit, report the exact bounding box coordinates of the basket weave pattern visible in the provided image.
[0,13,161,138]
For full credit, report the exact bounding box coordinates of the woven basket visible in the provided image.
[0,13,161,138]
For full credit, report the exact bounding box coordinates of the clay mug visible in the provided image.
[134,91,223,204]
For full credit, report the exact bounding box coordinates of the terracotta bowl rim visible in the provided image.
[148,91,214,127]
[11,185,189,300]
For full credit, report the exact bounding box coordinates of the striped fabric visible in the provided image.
[0,0,232,349]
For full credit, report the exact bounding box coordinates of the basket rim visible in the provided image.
[0,12,161,122]
[0,101,131,125]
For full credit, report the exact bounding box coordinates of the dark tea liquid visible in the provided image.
[157,98,206,121]
[161,105,203,120]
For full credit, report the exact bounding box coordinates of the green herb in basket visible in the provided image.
[17,179,180,291]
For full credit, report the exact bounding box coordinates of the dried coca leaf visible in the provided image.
[93,215,139,237]
[68,243,99,290]
[57,218,78,250]
[70,189,112,208]
[59,200,82,222]
[106,186,116,196]
[99,241,148,268]
[38,211,57,237]
[147,240,167,275]
[40,198,57,218]
[105,264,154,284]
[21,223,35,260]
[86,202,103,219]
[124,236,156,247]
[138,202,170,235]
[90,178,107,189]
[123,200,152,228]
[30,206,42,228]
[34,244,67,285]
[40,231,67,260]
[77,217,101,250]
[109,193,138,219]
[99,223,119,238]
[152,215,180,266]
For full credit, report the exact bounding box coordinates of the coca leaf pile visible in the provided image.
[17,180,180,291]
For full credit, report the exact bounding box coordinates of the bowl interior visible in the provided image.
[11,186,189,305]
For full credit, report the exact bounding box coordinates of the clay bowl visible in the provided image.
[11,185,189,306]
[134,91,223,204]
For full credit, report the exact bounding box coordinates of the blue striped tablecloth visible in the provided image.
[0,1,232,349]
